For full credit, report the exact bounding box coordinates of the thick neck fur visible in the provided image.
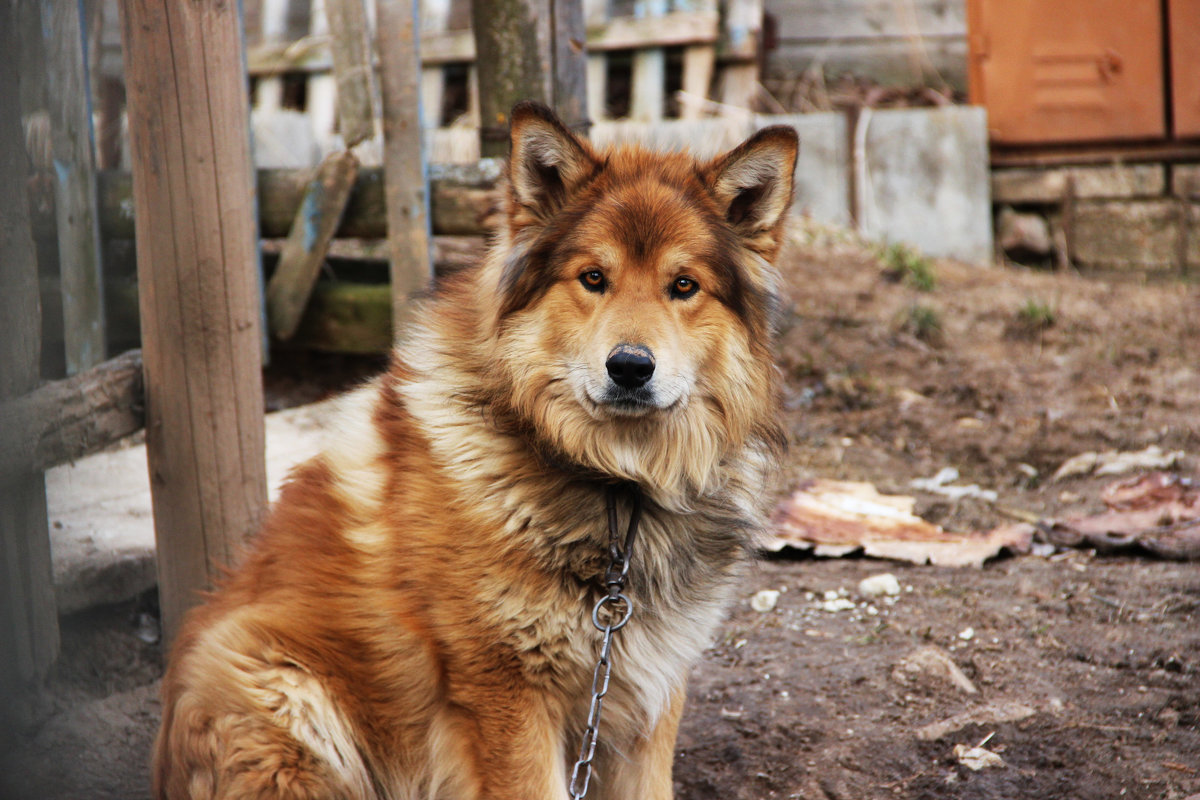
[391,245,780,611]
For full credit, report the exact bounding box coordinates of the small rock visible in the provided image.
[893,645,978,694]
[750,589,780,613]
[997,206,1053,255]
[858,573,901,597]
[958,627,975,641]
[818,598,857,612]
[953,744,1006,771]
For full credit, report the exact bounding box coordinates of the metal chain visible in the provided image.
[568,484,642,800]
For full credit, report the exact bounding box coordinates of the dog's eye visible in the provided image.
[580,270,607,293]
[670,276,699,299]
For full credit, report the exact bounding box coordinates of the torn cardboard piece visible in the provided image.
[767,479,1032,567]
[1041,472,1200,560]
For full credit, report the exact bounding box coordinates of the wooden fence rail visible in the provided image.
[33,162,503,241]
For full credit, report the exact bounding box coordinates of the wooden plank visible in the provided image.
[294,281,394,353]
[0,350,144,483]
[76,165,502,240]
[586,10,719,51]
[46,0,106,374]
[377,0,434,332]
[588,54,609,122]
[629,0,667,122]
[118,0,268,643]
[680,45,716,119]
[419,29,476,65]
[325,0,375,147]
[0,1,58,745]
[267,151,361,340]
[772,37,969,92]
[422,67,447,128]
[770,0,967,42]
[307,0,338,146]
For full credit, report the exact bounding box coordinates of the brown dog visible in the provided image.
[153,102,797,799]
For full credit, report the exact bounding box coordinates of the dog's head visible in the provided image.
[487,102,797,500]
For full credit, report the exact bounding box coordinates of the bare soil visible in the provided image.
[3,231,1199,800]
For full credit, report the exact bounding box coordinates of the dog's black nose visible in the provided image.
[606,345,655,390]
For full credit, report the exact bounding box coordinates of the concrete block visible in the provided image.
[758,113,850,226]
[1070,199,1199,270]
[1171,164,1200,198]
[46,401,335,614]
[992,164,1165,203]
[857,106,993,264]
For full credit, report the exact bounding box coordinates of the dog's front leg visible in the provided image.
[433,695,569,800]
[593,683,687,800]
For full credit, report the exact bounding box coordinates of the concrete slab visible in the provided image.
[759,113,851,227]
[856,106,993,264]
[993,164,1165,203]
[46,400,339,614]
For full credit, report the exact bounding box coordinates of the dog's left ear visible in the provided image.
[704,126,799,256]
[508,101,598,221]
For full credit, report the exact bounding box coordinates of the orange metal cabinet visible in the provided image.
[968,0,1165,144]
[1170,0,1200,138]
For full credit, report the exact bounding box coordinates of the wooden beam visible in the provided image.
[377,0,434,333]
[0,1,58,747]
[267,151,361,340]
[0,350,144,484]
[119,0,268,643]
[587,10,719,51]
[325,0,375,147]
[56,165,502,241]
[46,0,106,374]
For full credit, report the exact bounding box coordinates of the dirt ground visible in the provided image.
[3,228,1199,800]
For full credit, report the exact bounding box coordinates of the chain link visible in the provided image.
[568,485,642,800]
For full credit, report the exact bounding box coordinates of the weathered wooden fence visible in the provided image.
[246,0,765,162]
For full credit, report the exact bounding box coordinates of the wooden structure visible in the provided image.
[119,0,269,642]
[471,0,588,157]
[766,0,969,92]
[1,2,58,745]
[245,0,766,162]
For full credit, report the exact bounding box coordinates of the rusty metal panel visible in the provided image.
[1170,0,1200,138]
[968,0,1165,144]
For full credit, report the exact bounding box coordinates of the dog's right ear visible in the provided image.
[508,102,598,221]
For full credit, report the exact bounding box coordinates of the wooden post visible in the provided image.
[377,0,433,334]
[0,2,59,747]
[118,0,268,643]
[470,0,588,158]
[45,0,106,374]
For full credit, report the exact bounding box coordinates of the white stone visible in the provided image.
[857,572,902,597]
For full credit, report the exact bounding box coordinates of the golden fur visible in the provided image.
[153,102,798,799]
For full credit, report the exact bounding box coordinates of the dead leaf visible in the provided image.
[767,479,1032,567]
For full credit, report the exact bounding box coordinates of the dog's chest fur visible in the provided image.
[330,363,760,733]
